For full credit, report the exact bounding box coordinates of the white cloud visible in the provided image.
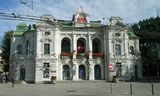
[10,0,160,22]
[0,0,160,38]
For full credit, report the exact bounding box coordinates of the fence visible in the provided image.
[108,82,159,96]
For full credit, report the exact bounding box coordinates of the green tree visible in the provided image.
[132,16,160,78]
[1,31,13,72]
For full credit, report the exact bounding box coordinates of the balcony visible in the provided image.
[92,52,104,59]
[76,53,88,59]
[60,52,104,59]
[60,52,72,59]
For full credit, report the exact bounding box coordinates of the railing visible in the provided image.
[60,52,104,59]
[60,52,73,59]
[76,53,88,59]
[92,52,104,59]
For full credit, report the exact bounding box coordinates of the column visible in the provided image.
[88,34,92,59]
[124,37,128,57]
[109,39,113,57]
[54,27,60,58]
[72,64,78,80]
[89,64,94,80]
[72,35,77,59]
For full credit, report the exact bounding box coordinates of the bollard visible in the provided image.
[110,83,112,94]
[151,83,154,96]
[130,83,132,95]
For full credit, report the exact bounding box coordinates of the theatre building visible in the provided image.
[9,7,142,83]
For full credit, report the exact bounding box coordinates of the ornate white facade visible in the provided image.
[9,8,142,83]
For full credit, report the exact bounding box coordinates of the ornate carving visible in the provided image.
[40,38,52,42]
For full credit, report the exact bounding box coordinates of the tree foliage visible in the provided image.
[132,16,160,77]
[1,31,13,72]
[132,16,160,33]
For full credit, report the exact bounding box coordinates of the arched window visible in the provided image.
[26,40,30,55]
[17,44,22,54]
[77,38,86,53]
[92,38,101,53]
[61,38,71,53]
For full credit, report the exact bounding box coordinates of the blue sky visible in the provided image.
[0,0,160,40]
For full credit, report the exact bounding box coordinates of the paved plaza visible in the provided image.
[0,81,160,96]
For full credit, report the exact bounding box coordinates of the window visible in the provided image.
[44,44,50,54]
[115,33,120,37]
[77,38,85,53]
[130,46,134,55]
[44,31,50,36]
[92,38,101,53]
[17,44,22,54]
[115,44,121,55]
[26,41,30,55]
[61,38,70,53]
[43,63,50,78]
[116,63,122,77]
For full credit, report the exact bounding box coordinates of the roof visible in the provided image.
[14,23,27,36]
[90,21,102,28]
[127,32,138,38]
[58,20,102,29]
[14,23,36,36]
[14,32,24,36]
[58,20,73,28]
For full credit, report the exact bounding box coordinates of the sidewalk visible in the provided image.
[0,81,159,96]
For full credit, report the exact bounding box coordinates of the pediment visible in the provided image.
[110,23,126,31]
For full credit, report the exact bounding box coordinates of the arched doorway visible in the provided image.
[20,66,25,80]
[63,65,70,80]
[79,65,86,80]
[94,65,101,80]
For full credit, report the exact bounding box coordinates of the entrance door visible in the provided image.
[63,65,70,80]
[20,67,25,80]
[94,65,101,80]
[79,65,85,80]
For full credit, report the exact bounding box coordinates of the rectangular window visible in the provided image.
[26,41,30,55]
[115,44,121,55]
[44,44,50,54]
